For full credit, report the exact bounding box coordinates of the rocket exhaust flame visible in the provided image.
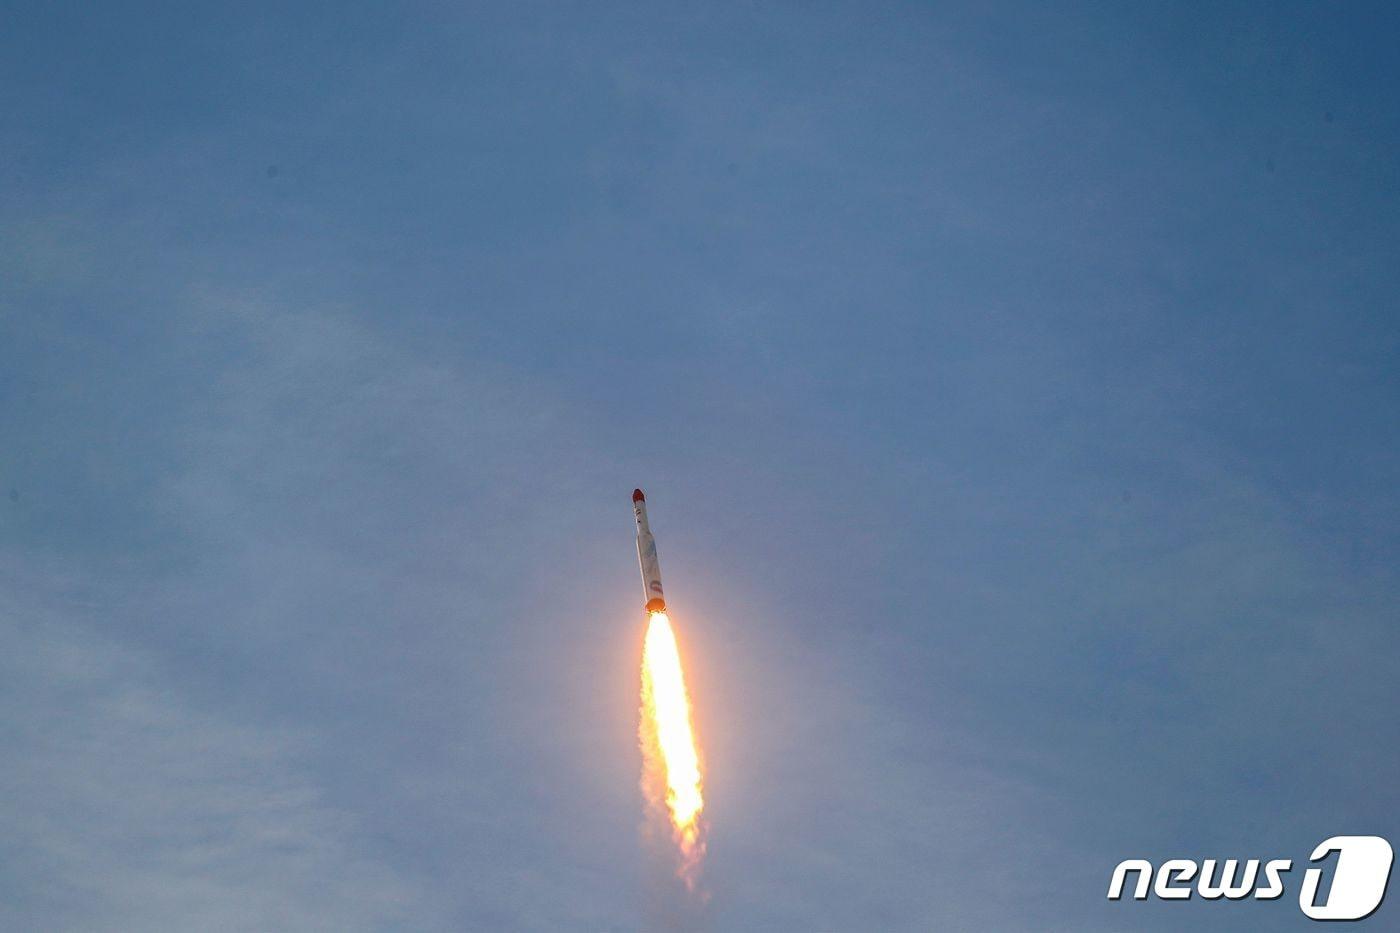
[640,609,706,891]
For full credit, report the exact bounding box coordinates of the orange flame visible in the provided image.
[639,610,705,889]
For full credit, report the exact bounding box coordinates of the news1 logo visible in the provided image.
[1108,836,1393,921]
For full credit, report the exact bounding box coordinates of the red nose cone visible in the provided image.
[632,488,645,502]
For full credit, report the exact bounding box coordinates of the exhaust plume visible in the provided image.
[639,610,706,895]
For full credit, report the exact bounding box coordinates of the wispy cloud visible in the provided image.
[0,565,427,932]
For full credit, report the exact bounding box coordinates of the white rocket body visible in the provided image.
[632,489,667,613]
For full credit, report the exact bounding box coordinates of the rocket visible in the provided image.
[632,489,667,613]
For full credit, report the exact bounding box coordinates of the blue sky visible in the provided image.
[2,2,1398,930]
